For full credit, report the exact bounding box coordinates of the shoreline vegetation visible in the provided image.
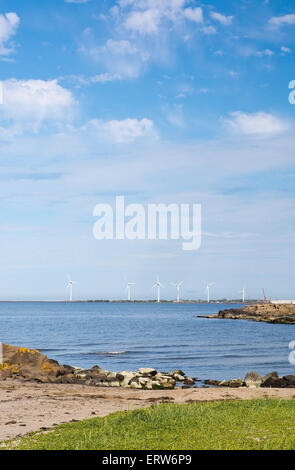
[3,399,295,450]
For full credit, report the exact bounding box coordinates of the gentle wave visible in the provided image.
[90,351,130,356]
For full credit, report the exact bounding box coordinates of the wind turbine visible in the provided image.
[241,287,246,303]
[126,282,135,301]
[66,275,77,302]
[153,275,164,303]
[204,282,215,303]
[171,281,184,303]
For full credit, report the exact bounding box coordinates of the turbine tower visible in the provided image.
[171,281,184,303]
[241,287,246,303]
[126,282,135,301]
[205,283,215,303]
[66,275,77,302]
[153,275,164,303]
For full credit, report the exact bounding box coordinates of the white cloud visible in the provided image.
[281,46,291,53]
[210,11,233,26]
[225,111,288,137]
[98,39,149,60]
[82,38,149,79]
[124,9,161,34]
[183,7,203,24]
[256,48,274,57]
[86,117,155,142]
[0,12,20,56]
[0,79,75,133]
[59,72,124,86]
[121,1,202,35]
[202,26,216,35]
[89,73,123,83]
[269,14,295,27]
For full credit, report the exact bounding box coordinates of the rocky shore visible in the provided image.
[205,371,295,389]
[3,343,295,392]
[0,343,195,390]
[199,303,295,324]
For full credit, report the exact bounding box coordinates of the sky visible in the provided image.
[0,0,294,301]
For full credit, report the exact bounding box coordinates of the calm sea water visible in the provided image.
[0,302,295,382]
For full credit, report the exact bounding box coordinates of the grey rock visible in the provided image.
[244,371,262,388]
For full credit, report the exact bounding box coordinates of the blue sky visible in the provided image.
[0,0,294,300]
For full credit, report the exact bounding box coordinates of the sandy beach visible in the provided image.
[1,379,295,442]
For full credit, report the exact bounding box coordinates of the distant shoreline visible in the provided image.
[0,300,257,304]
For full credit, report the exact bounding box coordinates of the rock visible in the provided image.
[109,380,121,387]
[204,379,220,386]
[137,368,157,377]
[116,371,135,387]
[183,377,195,386]
[171,369,185,377]
[283,375,295,387]
[261,375,286,388]
[138,377,149,386]
[1,344,67,382]
[262,371,279,382]
[217,304,295,324]
[129,379,142,389]
[244,371,262,388]
[173,373,186,382]
[228,378,243,388]
[218,380,229,387]
[0,343,181,390]
[73,367,85,375]
[107,372,117,379]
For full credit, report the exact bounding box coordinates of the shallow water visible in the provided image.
[0,302,295,381]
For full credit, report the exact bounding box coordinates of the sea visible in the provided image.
[0,301,294,382]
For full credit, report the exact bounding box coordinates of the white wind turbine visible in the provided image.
[153,275,164,303]
[66,275,77,302]
[241,287,246,303]
[126,282,135,301]
[171,281,184,303]
[204,282,215,303]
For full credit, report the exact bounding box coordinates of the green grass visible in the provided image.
[4,399,295,450]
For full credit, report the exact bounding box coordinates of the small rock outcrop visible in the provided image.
[0,343,196,390]
[216,304,295,324]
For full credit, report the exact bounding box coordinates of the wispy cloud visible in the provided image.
[0,12,20,56]
[210,11,233,26]
[224,111,289,137]
[84,117,155,143]
[269,14,295,27]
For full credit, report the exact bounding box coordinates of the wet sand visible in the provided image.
[1,379,295,441]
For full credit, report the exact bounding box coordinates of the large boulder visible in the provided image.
[244,371,262,388]
[1,343,65,381]
[282,375,295,387]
